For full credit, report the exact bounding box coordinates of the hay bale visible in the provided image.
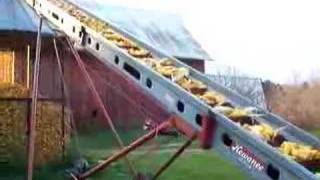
[0,83,71,166]
[0,101,27,164]
[0,83,29,98]
[34,101,71,166]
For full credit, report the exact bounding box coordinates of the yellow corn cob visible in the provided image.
[128,47,150,58]
[200,91,225,107]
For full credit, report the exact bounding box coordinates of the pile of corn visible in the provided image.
[279,141,320,162]
[0,83,70,166]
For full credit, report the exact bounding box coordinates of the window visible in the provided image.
[72,26,75,33]
[0,50,14,84]
[87,37,91,45]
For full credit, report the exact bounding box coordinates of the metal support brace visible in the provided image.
[153,132,198,179]
[79,120,172,179]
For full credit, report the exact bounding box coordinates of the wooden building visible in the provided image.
[1,0,211,130]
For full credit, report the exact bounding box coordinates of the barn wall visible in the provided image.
[60,52,204,129]
[38,43,63,99]
[0,34,62,98]
[178,58,205,73]
[0,34,183,130]
[0,34,27,86]
[62,49,171,129]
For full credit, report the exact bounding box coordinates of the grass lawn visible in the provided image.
[74,130,248,180]
[2,130,320,180]
[312,130,320,137]
[91,150,248,180]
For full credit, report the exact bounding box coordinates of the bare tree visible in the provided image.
[208,66,267,109]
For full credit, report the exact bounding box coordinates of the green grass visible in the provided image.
[2,130,320,180]
[76,130,320,180]
[1,130,247,180]
[91,150,248,180]
[312,130,320,138]
[154,151,247,180]
[74,131,247,180]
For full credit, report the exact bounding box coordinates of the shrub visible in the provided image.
[268,80,320,130]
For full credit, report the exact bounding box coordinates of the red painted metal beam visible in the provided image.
[79,120,172,179]
[171,116,199,138]
[199,116,217,149]
[153,132,197,179]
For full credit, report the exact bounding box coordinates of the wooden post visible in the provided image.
[11,50,15,84]
[27,45,31,88]
[26,17,42,180]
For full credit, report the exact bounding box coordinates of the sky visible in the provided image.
[82,0,320,84]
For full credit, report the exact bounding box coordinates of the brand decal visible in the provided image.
[231,145,265,171]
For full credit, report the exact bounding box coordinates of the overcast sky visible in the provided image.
[87,0,320,83]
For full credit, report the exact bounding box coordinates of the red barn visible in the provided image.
[2,0,211,130]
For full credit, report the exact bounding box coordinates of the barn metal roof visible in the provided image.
[0,0,53,35]
[69,0,211,61]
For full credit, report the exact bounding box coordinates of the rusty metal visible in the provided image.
[64,37,136,176]
[26,17,42,180]
[153,132,197,180]
[170,117,198,138]
[79,121,172,179]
